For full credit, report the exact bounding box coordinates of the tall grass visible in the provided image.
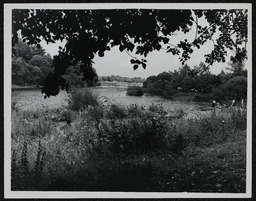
[11,139,48,190]
[11,104,247,192]
[181,108,247,147]
[12,100,19,112]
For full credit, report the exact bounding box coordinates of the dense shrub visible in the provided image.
[194,93,214,102]
[67,88,98,111]
[221,76,247,100]
[60,109,77,124]
[143,78,177,100]
[126,86,144,96]
[145,81,165,95]
[162,85,177,99]
[100,112,172,155]
[143,63,247,101]
[211,76,247,101]
[106,104,127,119]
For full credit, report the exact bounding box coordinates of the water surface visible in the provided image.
[12,83,209,113]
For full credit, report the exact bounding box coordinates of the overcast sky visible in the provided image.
[39,11,240,78]
[41,36,230,79]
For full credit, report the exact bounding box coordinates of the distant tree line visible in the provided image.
[12,40,100,88]
[100,75,145,83]
[12,40,53,86]
[143,62,247,102]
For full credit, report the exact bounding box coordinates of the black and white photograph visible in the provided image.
[4,3,252,199]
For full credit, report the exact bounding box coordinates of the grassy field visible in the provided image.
[11,88,247,192]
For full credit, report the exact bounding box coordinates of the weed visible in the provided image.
[127,104,145,117]
[106,104,127,119]
[148,103,166,115]
[67,88,99,111]
[34,140,46,178]
[229,108,247,130]
[12,100,19,112]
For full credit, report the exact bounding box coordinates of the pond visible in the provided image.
[12,82,209,114]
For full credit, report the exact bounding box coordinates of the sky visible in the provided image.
[41,36,229,79]
[39,11,240,78]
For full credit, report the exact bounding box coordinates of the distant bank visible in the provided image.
[12,85,42,90]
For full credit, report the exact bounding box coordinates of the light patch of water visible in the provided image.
[12,83,210,115]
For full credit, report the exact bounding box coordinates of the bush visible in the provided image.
[60,109,77,124]
[67,88,98,111]
[100,112,171,155]
[172,92,195,102]
[194,93,214,102]
[221,76,247,100]
[106,104,127,119]
[211,76,247,101]
[162,85,176,99]
[126,86,144,96]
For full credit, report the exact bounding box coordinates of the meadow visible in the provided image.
[11,84,247,192]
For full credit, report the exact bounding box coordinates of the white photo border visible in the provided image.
[4,3,252,199]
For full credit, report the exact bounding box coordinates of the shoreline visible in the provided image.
[12,85,41,90]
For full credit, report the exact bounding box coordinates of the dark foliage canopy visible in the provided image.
[12,9,248,97]
[12,40,53,86]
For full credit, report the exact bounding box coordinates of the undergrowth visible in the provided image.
[11,102,247,192]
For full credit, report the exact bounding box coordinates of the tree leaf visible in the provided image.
[98,51,104,57]
[119,44,125,52]
[130,59,136,64]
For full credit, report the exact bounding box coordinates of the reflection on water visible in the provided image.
[12,84,208,113]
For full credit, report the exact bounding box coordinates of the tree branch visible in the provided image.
[125,49,137,59]
[193,14,198,41]
[192,12,232,45]
[166,42,178,48]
